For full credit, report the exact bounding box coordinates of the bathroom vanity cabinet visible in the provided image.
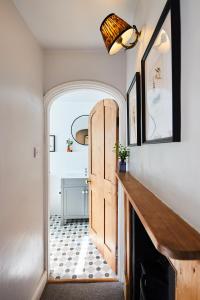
[61,178,88,224]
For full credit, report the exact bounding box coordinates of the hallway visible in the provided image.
[41,282,124,300]
[1,0,200,299]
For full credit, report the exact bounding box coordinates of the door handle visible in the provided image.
[85,179,91,184]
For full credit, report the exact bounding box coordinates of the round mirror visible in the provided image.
[71,115,89,145]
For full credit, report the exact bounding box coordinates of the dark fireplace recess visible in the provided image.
[131,209,176,300]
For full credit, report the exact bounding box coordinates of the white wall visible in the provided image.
[43,39,127,226]
[126,0,200,231]
[49,89,114,215]
[0,1,44,299]
[44,49,126,95]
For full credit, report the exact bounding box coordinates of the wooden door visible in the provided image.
[88,99,118,273]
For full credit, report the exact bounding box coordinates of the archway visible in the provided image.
[44,81,126,281]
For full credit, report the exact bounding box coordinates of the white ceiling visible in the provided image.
[13,0,138,50]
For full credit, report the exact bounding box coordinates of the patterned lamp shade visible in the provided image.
[100,13,134,55]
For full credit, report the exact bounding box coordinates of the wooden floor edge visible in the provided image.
[48,277,118,284]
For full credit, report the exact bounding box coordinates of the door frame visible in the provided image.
[44,80,126,281]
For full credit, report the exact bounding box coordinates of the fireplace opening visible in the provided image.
[131,209,176,300]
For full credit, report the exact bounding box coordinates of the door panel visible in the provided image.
[89,99,118,273]
[104,102,117,183]
[104,194,114,251]
[91,109,102,176]
[89,102,104,253]
[91,189,100,233]
[103,100,118,271]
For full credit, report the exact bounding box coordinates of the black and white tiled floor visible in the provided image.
[49,215,116,280]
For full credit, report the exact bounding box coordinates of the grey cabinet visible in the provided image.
[61,178,88,224]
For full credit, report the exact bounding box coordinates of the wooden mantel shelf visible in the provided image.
[116,172,200,260]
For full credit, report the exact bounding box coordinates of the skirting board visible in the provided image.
[31,271,47,300]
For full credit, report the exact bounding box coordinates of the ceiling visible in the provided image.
[13,0,138,50]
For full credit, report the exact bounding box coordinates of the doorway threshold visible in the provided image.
[48,278,118,284]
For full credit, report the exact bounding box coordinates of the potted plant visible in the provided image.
[114,143,129,172]
[66,138,73,152]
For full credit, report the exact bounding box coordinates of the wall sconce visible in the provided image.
[100,13,141,55]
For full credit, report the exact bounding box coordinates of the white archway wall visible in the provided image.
[45,81,126,143]
[44,49,126,96]
[44,81,126,282]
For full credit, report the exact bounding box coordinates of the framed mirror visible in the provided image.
[71,115,89,145]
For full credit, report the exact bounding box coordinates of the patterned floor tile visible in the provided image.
[49,215,116,279]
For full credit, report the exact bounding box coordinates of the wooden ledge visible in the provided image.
[116,172,200,260]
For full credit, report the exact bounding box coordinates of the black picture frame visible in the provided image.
[49,135,55,152]
[127,72,141,146]
[141,0,181,144]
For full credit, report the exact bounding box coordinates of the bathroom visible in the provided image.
[48,88,115,280]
